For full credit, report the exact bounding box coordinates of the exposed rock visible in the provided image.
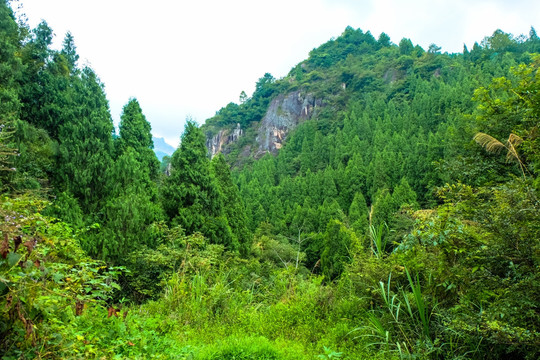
[255,91,321,157]
[206,123,243,158]
[204,91,322,160]
[383,68,400,83]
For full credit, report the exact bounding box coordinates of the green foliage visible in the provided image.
[2,3,540,357]
[162,120,234,248]
[0,0,22,190]
[348,192,369,235]
[211,154,251,254]
[85,146,163,261]
[116,98,160,180]
[196,336,282,360]
[0,195,123,358]
[55,66,115,215]
[321,220,357,280]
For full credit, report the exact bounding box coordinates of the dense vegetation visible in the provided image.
[1,1,539,358]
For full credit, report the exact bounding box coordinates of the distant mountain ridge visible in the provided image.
[153,136,175,161]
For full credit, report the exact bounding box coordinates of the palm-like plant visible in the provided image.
[473,132,527,178]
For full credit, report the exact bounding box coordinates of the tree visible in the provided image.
[86,148,163,260]
[321,220,356,280]
[55,67,115,215]
[370,188,394,228]
[61,31,79,74]
[161,120,233,247]
[0,0,22,189]
[211,153,251,254]
[116,98,160,180]
[377,32,391,47]
[399,38,414,55]
[392,177,418,209]
[239,90,248,104]
[349,192,369,235]
[428,43,442,54]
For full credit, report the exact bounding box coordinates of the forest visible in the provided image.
[1,0,539,358]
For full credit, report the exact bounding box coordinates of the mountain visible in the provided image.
[2,2,539,355]
[152,136,176,161]
[202,27,540,170]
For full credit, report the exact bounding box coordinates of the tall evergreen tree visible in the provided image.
[86,147,162,260]
[321,220,356,280]
[161,120,233,247]
[211,153,251,254]
[0,0,22,188]
[349,192,369,235]
[116,98,159,180]
[56,67,115,215]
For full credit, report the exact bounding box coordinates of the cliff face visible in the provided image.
[255,91,321,157]
[206,123,243,158]
[206,90,321,159]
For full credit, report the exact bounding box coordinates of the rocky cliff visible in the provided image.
[255,90,321,157]
[206,123,243,158]
[206,90,321,159]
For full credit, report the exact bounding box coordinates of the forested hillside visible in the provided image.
[1,1,539,358]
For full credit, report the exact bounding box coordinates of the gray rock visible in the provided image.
[255,91,321,157]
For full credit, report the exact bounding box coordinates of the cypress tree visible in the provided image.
[56,67,115,215]
[116,98,160,180]
[321,220,356,280]
[161,120,233,247]
[88,147,162,260]
[349,192,369,235]
[211,153,251,254]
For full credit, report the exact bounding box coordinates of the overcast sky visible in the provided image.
[18,0,540,147]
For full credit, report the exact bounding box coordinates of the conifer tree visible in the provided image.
[56,67,115,215]
[321,220,356,280]
[161,120,233,247]
[211,153,251,254]
[318,199,346,232]
[87,147,162,260]
[370,188,394,227]
[0,0,22,188]
[116,98,159,180]
[349,192,369,235]
[392,177,418,209]
[60,31,79,73]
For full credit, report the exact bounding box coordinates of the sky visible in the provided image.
[17,0,540,147]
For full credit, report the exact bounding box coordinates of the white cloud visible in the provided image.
[18,0,540,146]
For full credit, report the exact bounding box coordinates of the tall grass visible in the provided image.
[369,222,389,258]
[355,267,438,358]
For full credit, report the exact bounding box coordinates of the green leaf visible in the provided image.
[7,252,22,267]
[52,273,64,283]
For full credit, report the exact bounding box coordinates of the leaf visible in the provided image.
[7,252,22,267]
[52,273,64,283]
